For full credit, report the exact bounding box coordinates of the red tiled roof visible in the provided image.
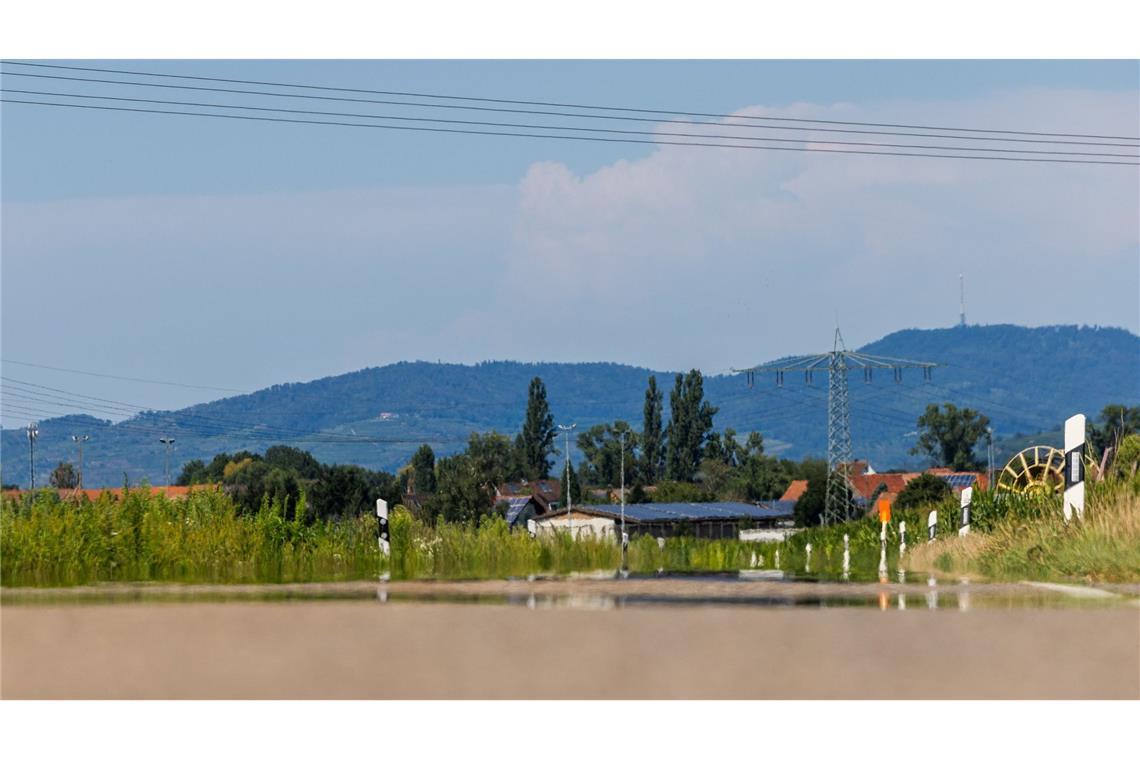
[780,480,809,502]
[3,485,218,501]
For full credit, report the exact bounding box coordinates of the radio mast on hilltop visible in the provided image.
[734,328,940,526]
[959,274,966,328]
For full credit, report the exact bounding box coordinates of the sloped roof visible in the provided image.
[781,479,809,502]
[535,500,795,524]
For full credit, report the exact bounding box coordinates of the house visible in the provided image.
[493,479,561,512]
[500,494,547,530]
[778,465,991,514]
[532,500,796,540]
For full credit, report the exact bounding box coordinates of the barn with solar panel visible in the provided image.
[532,500,796,540]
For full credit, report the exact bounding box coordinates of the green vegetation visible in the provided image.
[1,487,381,587]
[49,461,79,489]
[894,473,952,511]
[2,491,759,587]
[665,369,718,482]
[903,480,1140,583]
[910,402,991,470]
[517,376,556,479]
[769,478,1140,583]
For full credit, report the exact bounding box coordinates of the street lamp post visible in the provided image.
[27,423,39,490]
[72,434,90,489]
[986,427,995,490]
[619,429,628,560]
[158,437,176,487]
[558,423,576,536]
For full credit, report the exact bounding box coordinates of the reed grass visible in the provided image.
[1,488,382,587]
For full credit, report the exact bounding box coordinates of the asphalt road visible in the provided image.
[3,600,1137,698]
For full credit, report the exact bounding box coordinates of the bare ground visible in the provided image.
[3,597,1138,699]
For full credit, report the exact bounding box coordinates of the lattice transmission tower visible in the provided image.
[734,328,939,525]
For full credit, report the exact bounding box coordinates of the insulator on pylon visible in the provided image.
[894,368,902,383]
[776,370,783,387]
[864,368,872,383]
[805,370,813,385]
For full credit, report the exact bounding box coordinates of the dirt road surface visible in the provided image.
[3,601,1137,698]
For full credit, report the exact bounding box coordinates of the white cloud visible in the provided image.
[461,87,1139,369]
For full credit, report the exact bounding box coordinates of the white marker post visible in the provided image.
[805,543,812,574]
[376,498,390,555]
[774,548,781,570]
[1064,414,1086,521]
[878,522,888,578]
[959,486,973,536]
[927,510,938,543]
[842,534,850,579]
[899,521,907,560]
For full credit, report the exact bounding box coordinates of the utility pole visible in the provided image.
[72,434,90,489]
[159,437,176,487]
[558,424,576,536]
[27,423,39,490]
[734,328,939,526]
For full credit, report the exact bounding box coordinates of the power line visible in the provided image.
[2,378,471,445]
[7,88,1134,160]
[4,98,1136,167]
[5,60,1138,143]
[4,70,1138,150]
[0,358,247,393]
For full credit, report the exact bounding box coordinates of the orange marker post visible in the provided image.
[878,497,891,524]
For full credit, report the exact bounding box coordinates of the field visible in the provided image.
[1,489,762,586]
[4,478,1139,587]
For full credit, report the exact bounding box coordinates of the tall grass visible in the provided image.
[1,488,382,587]
[2,491,763,587]
[903,480,1140,583]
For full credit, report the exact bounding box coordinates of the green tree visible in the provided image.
[789,460,829,527]
[894,472,952,511]
[264,446,324,480]
[640,375,664,484]
[435,453,493,523]
[175,459,208,486]
[911,403,991,471]
[49,461,79,489]
[577,421,637,487]
[1110,433,1140,480]
[517,377,556,479]
[467,431,523,486]
[1090,405,1140,456]
[664,370,718,482]
[409,444,437,492]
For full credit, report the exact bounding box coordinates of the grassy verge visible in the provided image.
[903,482,1140,583]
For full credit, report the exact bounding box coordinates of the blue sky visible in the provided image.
[2,59,1138,423]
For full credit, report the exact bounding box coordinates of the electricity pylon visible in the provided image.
[734,328,939,525]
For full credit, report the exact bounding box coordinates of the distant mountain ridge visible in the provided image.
[3,324,1137,486]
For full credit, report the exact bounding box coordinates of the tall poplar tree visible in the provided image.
[664,369,718,482]
[518,376,556,479]
[641,375,664,484]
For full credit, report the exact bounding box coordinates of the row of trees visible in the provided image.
[140,376,1140,528]
[176,446,401,519]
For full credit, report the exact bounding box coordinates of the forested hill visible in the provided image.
[3,324,1137,486]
